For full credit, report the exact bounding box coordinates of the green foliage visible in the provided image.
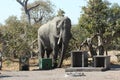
[0,16,39,58]
[65,25,89,58]
[78,0,120,51]
[79,0,109,34]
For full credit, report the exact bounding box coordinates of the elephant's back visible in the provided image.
[38,21,51,35]
[38,17,60,35]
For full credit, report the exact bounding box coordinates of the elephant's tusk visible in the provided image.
[57,32,62,45]
[57,36,61,45]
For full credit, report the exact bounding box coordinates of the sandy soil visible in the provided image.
[0,68,120,80]
[0,50,120,80]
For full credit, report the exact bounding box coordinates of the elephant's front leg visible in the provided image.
[53,46,59,68]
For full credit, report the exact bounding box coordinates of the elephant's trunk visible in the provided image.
[57,43,67,68]
[57,32,71,68]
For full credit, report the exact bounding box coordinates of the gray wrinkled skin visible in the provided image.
[38,16,72,68]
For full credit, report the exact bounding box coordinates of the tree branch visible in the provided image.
[34,17,43,23]
[28,4,40,11]
[80,33,99,49]
[16,0,24,7]
[25,0,28,12]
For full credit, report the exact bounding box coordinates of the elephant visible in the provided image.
[38,16,72,68]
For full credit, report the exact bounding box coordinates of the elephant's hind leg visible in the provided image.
[38,41,45,58]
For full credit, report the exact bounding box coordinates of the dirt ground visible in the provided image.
[0,68,120,80]
[0,50,120,80]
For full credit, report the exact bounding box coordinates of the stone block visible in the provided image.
[71,51,88,67]
[93,55,110,69]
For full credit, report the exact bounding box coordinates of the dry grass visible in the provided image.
[1,50,120,71]
[2,58,39,71]
[108,50,120,64]
[2,60,19,71]
[62,57,71,67]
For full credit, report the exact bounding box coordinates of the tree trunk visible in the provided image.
[88,44,97,57]
[16,0,40,25]
[26,11,31,25]
[97,34,104,55]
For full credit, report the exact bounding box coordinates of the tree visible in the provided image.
[79,0,109,55]
[0,15,39,58]
[78,0,120,56]
[19,0,54,25]
[104,3,120,51]
[1,16,23,57]
[16,0,40,25]
[29,0,54,24]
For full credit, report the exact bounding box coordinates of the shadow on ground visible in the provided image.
[0,73,28,79]
[110,63,120,71]
[0,75,12,78]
